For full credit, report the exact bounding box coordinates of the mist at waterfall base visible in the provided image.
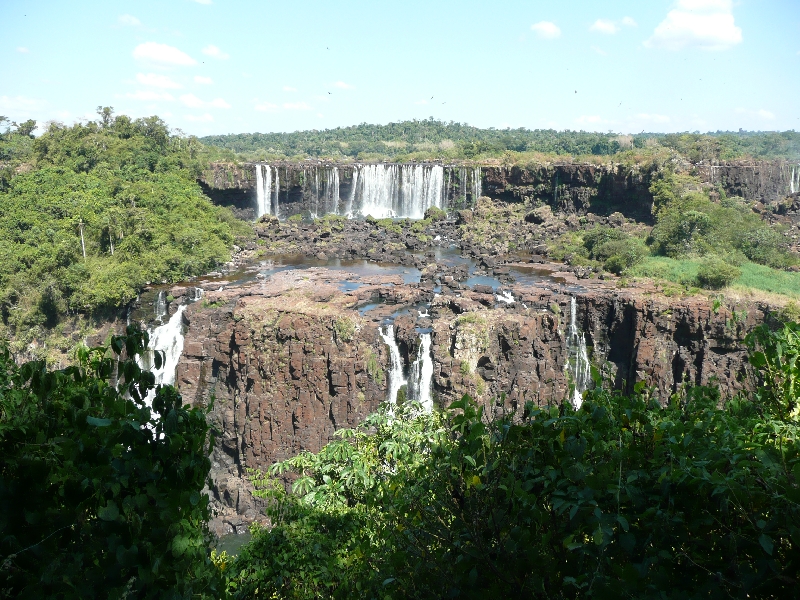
[254,163,481,220]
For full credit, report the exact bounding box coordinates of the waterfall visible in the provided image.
[408,332,434,412]
[565,297,591,409]
[379,324,407,404]
[254,164,272,218]
[154,290,167,323]
[473,166,482,201]
[496,290,515,304]
[792,165,799,195]
[137,305,187,406]
[345,167,358,217]
[273,168,280,217]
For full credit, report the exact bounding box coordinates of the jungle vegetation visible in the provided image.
[200,118,800,163]
[1,319,798,599]
[0,109,248,358]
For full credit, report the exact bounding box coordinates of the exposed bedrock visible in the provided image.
[175,267,767,533]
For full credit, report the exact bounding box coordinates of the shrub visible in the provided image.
[423,206,447,221]
[696,256,741,289]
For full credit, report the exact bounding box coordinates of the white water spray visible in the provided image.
[496,290,515,305]
[565,297,591,409]
[254,164,273,218]
[137,305,187,407]
[408,333,434,412]
[379,325,407,404]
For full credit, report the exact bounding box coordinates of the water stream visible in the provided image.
[379,324,407,404]
[137,304,187,406]
[565,297,591,409]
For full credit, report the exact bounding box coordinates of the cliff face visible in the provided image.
[199,159,798,224]
[175,265,765,533]
[695,161,798,204]
[481,164,657,223]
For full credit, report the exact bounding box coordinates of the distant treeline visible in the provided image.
[200,119,800,163]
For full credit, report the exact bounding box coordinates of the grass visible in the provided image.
[629,256,800,300]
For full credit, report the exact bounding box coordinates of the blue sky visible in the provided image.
[1,0,798,136]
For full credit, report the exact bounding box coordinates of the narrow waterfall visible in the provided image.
[273,168,280,217]
[473,166,482,200]
[791,165,799,195]
[379,324,407,404]
[408,332,434,412]
[345,167,359,217]
[496,290,515,304]
[154,290,167,322]
[137,305,187,406]
[565,297,591,409]
[254,164,273,218]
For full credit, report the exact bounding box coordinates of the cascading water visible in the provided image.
[379,324,407,404]
[254,164,273,218]
[154,290,167,322]
[791,165,799,195]
[565,297,591,409]
[408,332,434,412]
[137,305,187,406]
[255,163,476,220]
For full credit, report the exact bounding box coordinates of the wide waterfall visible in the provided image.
[565,297,591,409]
[379,324,408,404]
[254,163,481,220]
[408,332,434,412]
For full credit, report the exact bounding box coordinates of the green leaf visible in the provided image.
[759,533,774,556]
[98,500,119,521]
[87,416,112,427]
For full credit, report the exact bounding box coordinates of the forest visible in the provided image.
[0,109,248,360]
[201,119,800,163]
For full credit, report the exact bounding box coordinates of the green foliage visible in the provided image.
[583,227,648,274]
[746,321,800,420]
[333,317,355,343]
[423,206,447,221]
[696,256,742,289]
[200,120,800,162]
[0,327,224,599]
[230,376,800,599]
[648,172,793,269]
[0,112,244,337]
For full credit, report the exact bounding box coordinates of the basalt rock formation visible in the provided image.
[173,256,767,534]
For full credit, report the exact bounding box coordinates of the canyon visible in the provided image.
[128,158,799,535]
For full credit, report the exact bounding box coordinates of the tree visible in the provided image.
[0,326,225,599]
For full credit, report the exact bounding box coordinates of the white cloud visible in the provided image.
[622,16,637,27]
[202,44,229,59]
[282,86,297,92]
[255,102,278,112]
[0,95,46,116]
[180,93,230,108]
[185,113,214,122]
[194,75,213,85]
[333,81,354,89]
[16,46,29,53]
[133,42,197,66]
[758,109,775,119]
[126,90,175,101]
[530,21,561,39]
[118,14,140,26]
[283,102,312,110]
[592,46,608,56]
[317,113,324,118]
[590,19,619,34]
[645,0,742,51]
[180,93,204,108]
[137,72,182,89]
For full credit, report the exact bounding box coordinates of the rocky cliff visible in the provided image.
[174,261,767,534]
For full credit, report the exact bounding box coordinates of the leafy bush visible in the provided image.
[582,227,648,274]
[230,327,800,599]
[696,256,741,289]
[0,327,223,599]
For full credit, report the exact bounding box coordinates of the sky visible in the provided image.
[1,0,798,137]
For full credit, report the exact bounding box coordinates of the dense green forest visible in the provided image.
[201,119,800,163]
[3,321,798,598]
[0,110,246,358]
